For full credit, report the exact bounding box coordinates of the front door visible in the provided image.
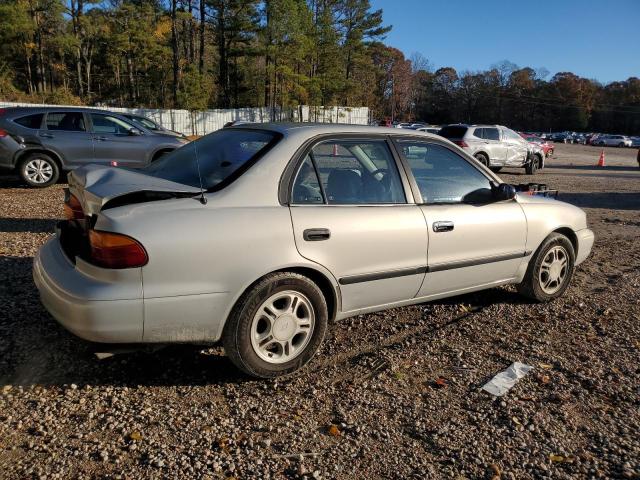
[288,137,428,313]
[503,128,528,166]
[393,139,527,297]
[89,113,151,167]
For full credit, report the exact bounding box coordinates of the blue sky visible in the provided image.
[369,0,640,84]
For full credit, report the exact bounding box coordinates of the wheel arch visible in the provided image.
[552,227,578,257]
[224,265,341,338]
[15,148,64,170]
[151,147,175,162]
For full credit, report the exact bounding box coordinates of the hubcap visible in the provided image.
[539,246,569,294]
[250,290,315,364]
[25,159,54,184]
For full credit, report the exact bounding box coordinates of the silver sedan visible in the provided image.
[33,124,594,378]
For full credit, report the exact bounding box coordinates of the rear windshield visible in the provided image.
[144,128,279,190]
[438,125,468,139]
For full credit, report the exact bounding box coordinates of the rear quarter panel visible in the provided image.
[96,195,337,342]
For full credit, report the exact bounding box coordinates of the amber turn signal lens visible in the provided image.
[88,230,148,269]
[64,194,84,220]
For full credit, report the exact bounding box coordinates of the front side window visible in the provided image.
[503,129,522,141]
[145,128,278,190]
[484,128,500,141]
[292,139,405,205]
[129,115,161,131]
[46,112,86,132]
[14,113,44,129]
[91,114,135,135]
[397,141,492,204]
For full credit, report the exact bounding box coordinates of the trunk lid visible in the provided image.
[68,164,202,215]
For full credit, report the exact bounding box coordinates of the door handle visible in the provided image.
[94,136,109,141]
[303,228,331,241]
[433,221,454,233]
[39,133,54,138]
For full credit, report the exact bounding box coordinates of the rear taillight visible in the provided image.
[88,230,148,269]
[64,193,84,220]
[0,128,8,137]
[453,140,468,148]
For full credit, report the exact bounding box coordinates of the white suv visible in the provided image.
[439,124,544,175]
[594,135,632,147]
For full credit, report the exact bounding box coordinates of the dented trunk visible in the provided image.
[68,164,201,215]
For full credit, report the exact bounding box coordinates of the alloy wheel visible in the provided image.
[24,158,54,184]
[250,290,315,364]
[538,245,569,295]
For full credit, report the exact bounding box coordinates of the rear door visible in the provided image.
[39,111,93,167]
[89,113,152,167]
[288,136,428,313]
[393,139,527,297]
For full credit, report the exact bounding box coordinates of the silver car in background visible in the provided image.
[33,124,594,378]
[593,134,632,147]
[0,107,189,187]
[438,124,545,174]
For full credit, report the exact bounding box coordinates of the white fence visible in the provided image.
[0,101,370,136]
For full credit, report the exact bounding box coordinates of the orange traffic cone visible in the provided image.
[597,150,605,167]
[332,144,338,156]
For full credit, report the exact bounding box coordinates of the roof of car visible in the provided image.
[0,106,127,116]
[230,122,441,138]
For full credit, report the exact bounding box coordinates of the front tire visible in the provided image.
[474,152,489,167]
[222,272,328,378]
[517,233,575,302]
[18,153,60,188]
[525,155,540,175]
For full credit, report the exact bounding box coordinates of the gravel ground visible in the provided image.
[0,143,639,479]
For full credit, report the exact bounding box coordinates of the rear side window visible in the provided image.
[293,139,405,205]
[292,156,323,204]
[46,112,86,132]
[438,125,468,139]
[472,128,485,139]
[14,113,44,129]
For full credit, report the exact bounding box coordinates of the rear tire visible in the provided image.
[517,233,575,302]
[222,272,328,378]
[18,153,60,188]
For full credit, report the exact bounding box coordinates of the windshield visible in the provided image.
[129,116,161,131]
[144,128,279,190]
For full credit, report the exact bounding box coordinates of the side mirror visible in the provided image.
[128,128,142,136]
[492,182,516,201]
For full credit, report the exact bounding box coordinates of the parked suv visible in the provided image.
[438,124,544,174]
[0,107,189,187]
[593,135,632,148]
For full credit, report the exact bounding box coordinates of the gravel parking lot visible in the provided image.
[0,143,639,479]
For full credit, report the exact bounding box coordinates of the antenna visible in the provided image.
[192,137,208,205]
